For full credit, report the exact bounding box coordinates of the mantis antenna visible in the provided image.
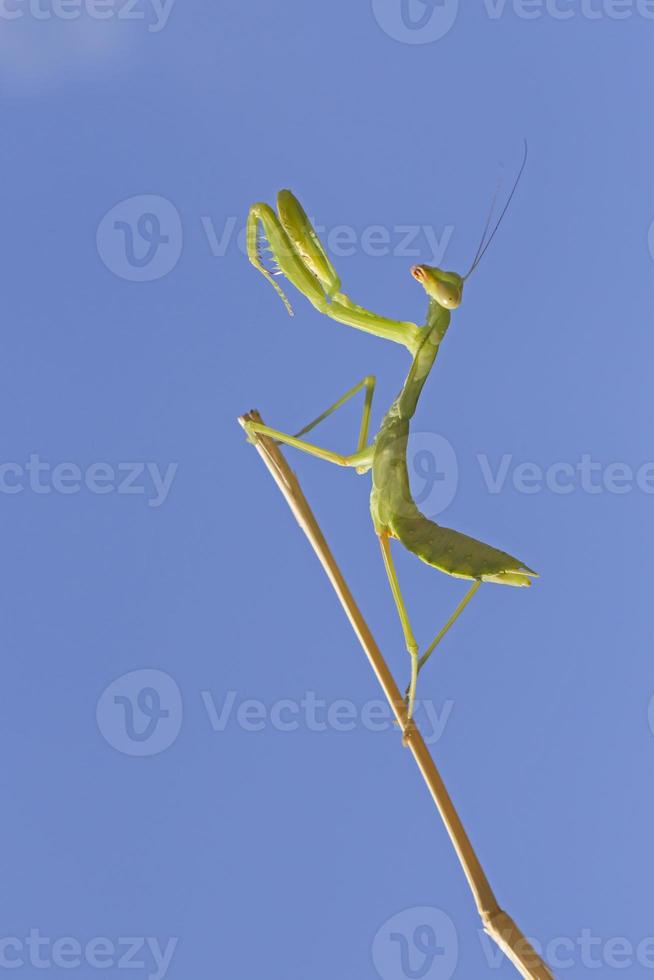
[464,140,529,280]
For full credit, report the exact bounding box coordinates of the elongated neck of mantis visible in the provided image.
[396,301,450,420]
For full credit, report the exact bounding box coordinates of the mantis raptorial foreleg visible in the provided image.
[247,201,338,316]
[247,192,421,353]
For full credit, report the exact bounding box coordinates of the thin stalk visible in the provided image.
[239,410,555,980]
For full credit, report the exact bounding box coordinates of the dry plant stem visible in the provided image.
[239,411,555,980]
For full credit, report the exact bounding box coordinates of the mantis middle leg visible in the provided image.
[244,375,376,471]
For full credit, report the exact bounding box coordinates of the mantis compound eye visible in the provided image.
[435,284,461,309]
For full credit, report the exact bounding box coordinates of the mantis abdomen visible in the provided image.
[370,368,535,589]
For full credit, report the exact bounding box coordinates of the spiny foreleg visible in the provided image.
[247,191,420,352]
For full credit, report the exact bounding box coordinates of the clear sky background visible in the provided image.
[1,2,653,978]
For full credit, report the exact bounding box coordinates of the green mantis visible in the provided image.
[244,161,536,732]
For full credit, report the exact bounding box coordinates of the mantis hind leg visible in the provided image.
[378,534,482,741]
[404,580,481,699]
[378,534,420,737]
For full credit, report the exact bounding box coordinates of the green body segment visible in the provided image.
[370,303,535,587]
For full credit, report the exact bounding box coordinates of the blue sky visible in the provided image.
[1,1,654,977]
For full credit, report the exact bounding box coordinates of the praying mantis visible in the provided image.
[243,152,536,732]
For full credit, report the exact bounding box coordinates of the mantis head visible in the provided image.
[411,265,463,310]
